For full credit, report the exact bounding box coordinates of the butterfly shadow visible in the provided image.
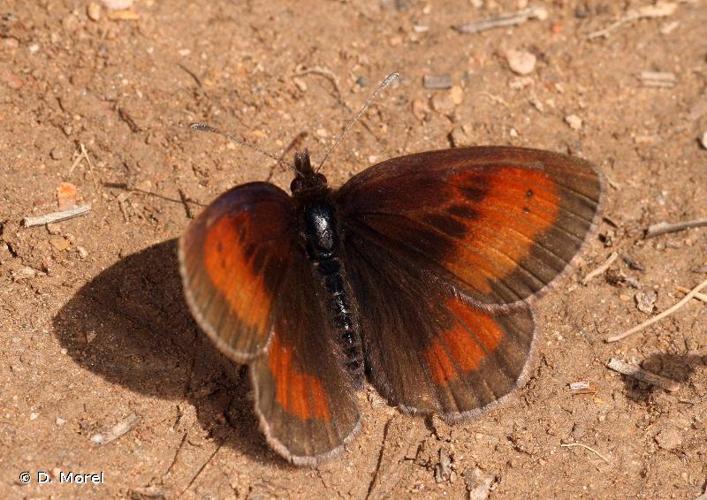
[52,239,283,466]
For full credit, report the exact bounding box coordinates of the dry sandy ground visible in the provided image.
[1,0,706,498]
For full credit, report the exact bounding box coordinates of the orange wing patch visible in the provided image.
[447,167,560,293]
[203,214,273,337]
[424,298,504,384]
[268,333,332,421]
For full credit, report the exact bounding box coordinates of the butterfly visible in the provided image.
[179,131,603,465]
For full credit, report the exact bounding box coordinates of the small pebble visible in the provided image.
[50,236,71,252]
[56,417,66,426]
[292,77,307,92]
[76,246,89,259]
[635,290,657,314]
[449,86,464,105]
[655,427,682,450]
[565,114,583,130]
[423,74,453,90]
[700,131,707,149]
[30,412,39,421]
[355,76,368,87]
[411,98,430,121]
[506,49,536,75]
[102,0,133,9]
[87,3,102,21]
[449,126,472,147]
[50,147,64,160]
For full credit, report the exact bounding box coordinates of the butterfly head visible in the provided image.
[291,149,328,197]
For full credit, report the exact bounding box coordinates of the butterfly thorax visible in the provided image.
[291,151,364,385]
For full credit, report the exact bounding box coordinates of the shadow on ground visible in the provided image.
[622,352,706,401]
[52,239,281,465]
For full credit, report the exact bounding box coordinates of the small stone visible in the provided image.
[50,147,64,161]
[449,126,472,147]
[411,98,430,121]
[56,417,66,426]
[316,128,328,138]
[434,448,453,483]
[56,182,77,210]
[465,468,495,500]
[87,3,102,21]
[50,236,71,252]
[28,43,40,54]
[423,74,453,90]
[655,427,682,450]
[30,412,39,421]
[449,85,464,105]
[292,77,307,92]
[506,49,536,75]
[102,0,133,9]
[12,267,37,281]
[565,114,583,130]
[431,93,455,113]
[700,131,707,149]
[635,290,657,314]
[76,246,89,259]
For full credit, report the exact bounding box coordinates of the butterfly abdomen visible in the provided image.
[302,201,364,385]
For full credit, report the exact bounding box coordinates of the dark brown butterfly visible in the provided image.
[179,133,603,465]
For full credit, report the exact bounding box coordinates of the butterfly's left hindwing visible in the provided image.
[342,229,536,419]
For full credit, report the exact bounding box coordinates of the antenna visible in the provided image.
[189,122,291,170]
[316,72,400,172]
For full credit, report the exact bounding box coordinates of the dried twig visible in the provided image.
[91,413,140,445]
[587,2,677,40]
[606,358,680,392]
[676,285,707,304]
[582,251,618,285]
[645,218,707,238]
[454,6,548,34]
[640,71,676,88]
[22,204,91,227]
[607,279,707,342]
[177,188,194,219]
[560,443,610,464]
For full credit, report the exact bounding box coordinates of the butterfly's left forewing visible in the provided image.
[336,146,603,310]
